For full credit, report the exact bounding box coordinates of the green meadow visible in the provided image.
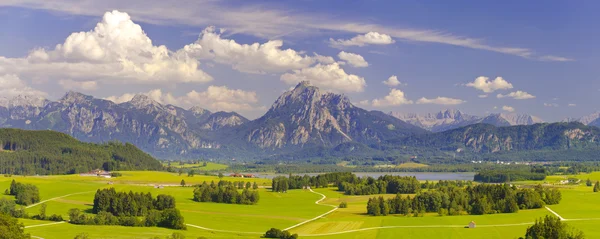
[2,172,600,238]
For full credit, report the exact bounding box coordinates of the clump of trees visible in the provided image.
[338,175,421,195]
[521,215,584,239]
[474,168,546,183]
[92,188,176,216]
[272,172,355,193]
[76,188,185,230]
[193,181,259,205]
[586,178,592,187]
[366,184,561,216]
[0,213,30,239]
[8,180,40,206]
[594,181,600,193]
[263,228,298,239]
[339,202,348,208]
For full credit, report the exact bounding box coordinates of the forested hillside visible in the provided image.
[0,128,163,175]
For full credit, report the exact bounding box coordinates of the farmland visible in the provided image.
[1,172,600,238]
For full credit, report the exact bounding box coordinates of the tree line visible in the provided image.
[366,184,561,216]
[74,188,185,230]
[474,168,547,183]
[338,175,422,195]
[193,181,260,205]
[271,172,359,193]
[0,128,163,175]
[69,207,185,230]
[7,180,40,206]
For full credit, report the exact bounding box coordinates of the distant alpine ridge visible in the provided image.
[390,109,544,132]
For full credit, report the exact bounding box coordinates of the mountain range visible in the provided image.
[390,110,544,132]
[1,82,600,162]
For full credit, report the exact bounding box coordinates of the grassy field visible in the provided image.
[1,172,599,238]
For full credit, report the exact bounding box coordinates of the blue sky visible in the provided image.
[0,1,597,121]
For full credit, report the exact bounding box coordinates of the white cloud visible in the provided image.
[478,94,488,98]
[466,76,513,93]
[0,1,571,61]
[357,100,370,106]
[337,51,369,68]
[383,75,401,87]
[502,105,515,112]
[416,97,465,105]
[280,63,366,93]
[544,103,559,107]
[539,55,574,62]
[372,89,413,107]
[568,103,576,107]
[497,91,536,100]
[106,86,260,112]
[181,27,327,74]
[17,10,212,84]
[0,74,47,98]
[58,79,98,91]
[330,32,395,48]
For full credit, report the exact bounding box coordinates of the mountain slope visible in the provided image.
[390,122,600,153]
[0,92,246,159]
[237,81,425,149]
[0,128,163,175]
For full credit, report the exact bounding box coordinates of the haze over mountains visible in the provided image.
[1,81,600,161]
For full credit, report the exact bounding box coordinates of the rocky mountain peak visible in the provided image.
[578,112,600,125]
[60,91,92,104]
[189,106,211,116]
[8,95,48,108]
[436,109,463,120]
[129,94,162,109]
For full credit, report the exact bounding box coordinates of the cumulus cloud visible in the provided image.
[416,97,465,105]
[568,103,576,107]
[280,63,366,92]
[502,105,515,112]
[18,10,212,84]
[543,103,559,107]
[337,51,369,67]
[181,27,329,74]
[497,91,536,100]
[0,74,47,99]
[372,89,413,107]
[58,79,98,91]
[382,75,401,87]
[329,32,395,48]
[106,86,260,112]
[466,76,513,93]
[478,94,488,98]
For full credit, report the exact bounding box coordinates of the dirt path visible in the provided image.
[26,191,96,209]
[545,206,565,221]
[24,221,66,229]
[283,188,338,231]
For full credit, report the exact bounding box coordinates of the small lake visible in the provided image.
[248,172,476,181]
